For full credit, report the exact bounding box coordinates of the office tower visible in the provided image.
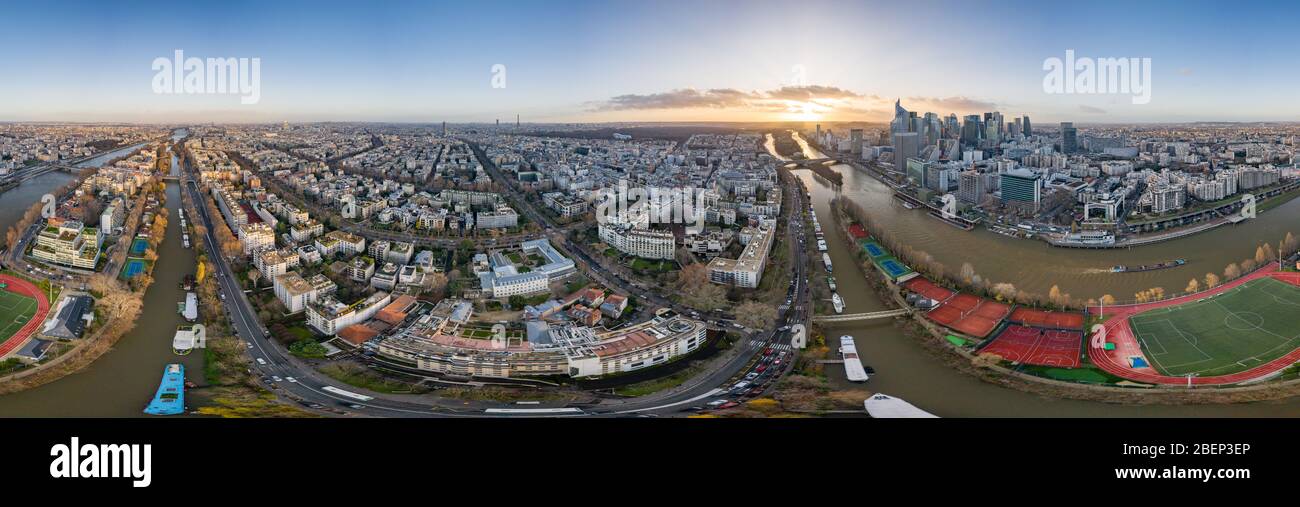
[961,115,982,145]
[1022,115,1031,136]
[892,132,920,165]
[891,99,910,133]
[1060,122,1078,153]
[1000,168,1042,207]
[850,129,864,154]
[442,121,447,136]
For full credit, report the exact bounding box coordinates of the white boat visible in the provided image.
[817,239,828,252]
[822,253,833,272]
[179,292,198,322]
[832,293,845,314]
[864,394,938,418]
[172,324,206,355]
[839,335,869,382]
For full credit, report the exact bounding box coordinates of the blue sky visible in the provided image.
[1,0,1297,123]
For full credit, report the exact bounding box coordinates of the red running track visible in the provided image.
[1085,263,1300,385]
[0,274,51,358]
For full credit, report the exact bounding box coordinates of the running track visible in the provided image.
[1086,263,1300,385]
[0,274,51,358]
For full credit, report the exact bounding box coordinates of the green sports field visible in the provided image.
[0,289,38,344]
[1130,277,1300,377]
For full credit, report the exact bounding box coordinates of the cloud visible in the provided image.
[590,84,865,112]
[592,88,757,111]
[766,85,861,101]
[905,96,998,112]
[1078,105,1107,114]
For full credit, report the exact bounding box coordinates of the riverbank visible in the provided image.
[826,192,1300,405]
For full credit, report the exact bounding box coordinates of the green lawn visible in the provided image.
[1129,277,1300,377]
[0,289,37,346]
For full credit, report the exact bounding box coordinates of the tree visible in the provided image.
[959,262,976,285]
[735,300,777,331]
[508,295,526,309]
[1284,232,1298,257]
[1185,278,1199,294]
[676,263,726,312]
[1204,272,1220,289]
[1224,262,1242,281]
[990,283,1018,302]
[1100,294,1117,307]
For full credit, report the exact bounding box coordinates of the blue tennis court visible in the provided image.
[123,259,146,278]
[130,237,149,256]
[862,242,885,258]
[880,259,908,277]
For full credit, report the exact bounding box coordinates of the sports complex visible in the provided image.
[1089,265,1300,385]
[0,274,52,359]
[852,212,1300,387]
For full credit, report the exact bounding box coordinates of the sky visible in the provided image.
[1,0,1298,124]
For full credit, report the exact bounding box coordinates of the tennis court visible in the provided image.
[861,241,886,258]
[1008,307,1085,330]
[130,237,149,256]
[122,259,147,278]
[980,325,1082,367]
[903,277,955,302]
[877,257,912,279]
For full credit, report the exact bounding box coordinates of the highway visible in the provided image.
[183,139,814,417]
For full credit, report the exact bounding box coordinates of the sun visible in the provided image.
[782,100,827,121]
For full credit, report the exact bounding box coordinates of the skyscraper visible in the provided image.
[1060,122,1078,154]
[1022,115,1032,137]
[892,132,920,165]
[891,99,910,134]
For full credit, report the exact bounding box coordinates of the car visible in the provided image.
[707,399,729,407]
[718,401,739,409]
[763,347,773,356]
[745,372,759,380]
[271,376,283,382]
[286,377,297,383]
[756,364,767,373]
[255,357,267,365]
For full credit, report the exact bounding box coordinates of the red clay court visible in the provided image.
[848,224,868,239]
[1009,307,1085,330]
[903,277,955,302]
[0,274,52,358]
[981,325,1083,368]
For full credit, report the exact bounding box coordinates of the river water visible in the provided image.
[772,131,1300,416]
[0,131,201,417]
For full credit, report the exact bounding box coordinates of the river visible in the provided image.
[0,130,201,417]
[770,131,1300,416]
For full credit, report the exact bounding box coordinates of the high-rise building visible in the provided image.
[1060,122,1078,154]
[892,132,920,166]
[958,170,987,203]
[850,129,864,154]
[1022,115,1032,136]
[891,99,910,133]
[961,115,982,145]
[1000,168,1042,208]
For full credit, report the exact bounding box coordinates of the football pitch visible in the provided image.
[1130,277,1300,377]
[0,289,38,345]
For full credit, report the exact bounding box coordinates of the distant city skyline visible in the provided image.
[3,0,1300,124]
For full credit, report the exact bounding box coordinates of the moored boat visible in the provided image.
[864,393,937,418]
[832,293,844,314]
[143,364,185,416]
[839,335,869,382]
